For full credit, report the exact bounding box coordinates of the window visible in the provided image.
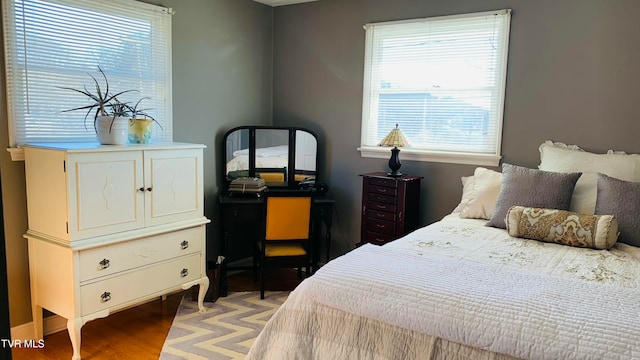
[2,0,173,151]
[360,10,511,166]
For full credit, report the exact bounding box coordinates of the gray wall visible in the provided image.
[0,0,272,327]
[272,0,640,256]
[4,0,640,329]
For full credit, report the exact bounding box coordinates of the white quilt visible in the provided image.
[226,145,290,173]
[248,215,640,359]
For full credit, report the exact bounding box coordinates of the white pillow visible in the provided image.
[538,141,640,214]
[458,167,502,220]
[452,175,474,213]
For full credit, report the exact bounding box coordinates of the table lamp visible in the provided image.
[378,124,408,177]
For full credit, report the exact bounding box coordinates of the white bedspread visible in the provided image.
[248,215,640,359]
[226,145,289,173]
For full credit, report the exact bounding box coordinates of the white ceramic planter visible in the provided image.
[95,116,129,145]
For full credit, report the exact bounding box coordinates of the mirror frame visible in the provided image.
[223,126,319,189]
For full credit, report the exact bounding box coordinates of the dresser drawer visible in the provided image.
[79,226,204,283]
[369,185,397,197]
[80,252,202,316]
[368,177,398,188]
[366,218,395,235]
[367,209,395,222]
[367,201,397,213]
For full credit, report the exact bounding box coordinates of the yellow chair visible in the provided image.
[255,194,313,299]
[256,167,287,184]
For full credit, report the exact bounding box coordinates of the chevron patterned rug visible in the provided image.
[159,291,289,360]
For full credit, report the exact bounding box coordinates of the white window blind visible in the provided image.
[2,0,173,147]
[360,10,511,166]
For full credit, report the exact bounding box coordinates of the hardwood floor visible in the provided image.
[12,268,303,360]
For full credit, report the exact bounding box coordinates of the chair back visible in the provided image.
[265,195,312,241]
[257,167,287,183]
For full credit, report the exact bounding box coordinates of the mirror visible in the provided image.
[223,126,318,188]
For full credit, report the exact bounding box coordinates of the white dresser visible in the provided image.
[23,143,210,360]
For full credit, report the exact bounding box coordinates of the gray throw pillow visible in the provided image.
[595,173,640,247]
[486,163,581,229]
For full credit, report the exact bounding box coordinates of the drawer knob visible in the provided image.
[138,187,145,192]
[99,258,110,270]
[180,240,189,250]
[180,268,189,277]
[100,291,111,302]
[146,187,153,192]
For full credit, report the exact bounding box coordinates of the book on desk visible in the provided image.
[228,177,267,195]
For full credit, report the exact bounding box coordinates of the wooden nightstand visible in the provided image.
[359,172,423,245]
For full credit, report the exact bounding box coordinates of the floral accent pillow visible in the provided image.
[506,206,618,250]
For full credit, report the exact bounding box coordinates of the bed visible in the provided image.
[246,141,640,359]
[225,144,289,174]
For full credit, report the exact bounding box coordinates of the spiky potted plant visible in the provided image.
[61,66,137,145]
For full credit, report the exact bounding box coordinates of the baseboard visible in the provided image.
[10,293,183,340]
[10,314,67,340]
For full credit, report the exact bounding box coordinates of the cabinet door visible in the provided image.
[68,151,145,240]
[144,149,204,226]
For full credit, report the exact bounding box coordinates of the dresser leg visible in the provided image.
[67,317,83,360]
[31,304,43,340]
[197,276,209,313]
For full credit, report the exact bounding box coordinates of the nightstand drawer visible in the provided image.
[366,218,395,235]
[80,252,202,316]
[366,232,394,245]
[367,201,397,213]
[79,226,204,283]
[367,209,395,221]
[368,177,398,188]
[368,193,397,204]
[369,185,398,197]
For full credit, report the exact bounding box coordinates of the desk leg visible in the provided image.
[221,232,229,297]
[325,226,332,264]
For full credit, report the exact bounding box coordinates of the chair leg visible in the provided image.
[260,255,265,300]
[253,252,258,282]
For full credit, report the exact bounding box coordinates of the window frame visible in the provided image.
[2,0,173,160]
[359,9,512,167]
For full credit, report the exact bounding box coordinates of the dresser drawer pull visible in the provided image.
[100,292,111,303]
[180,240,189,250]
[99,259,110,270]
[376,223,386,228]
[180,268,189,277]
[375,204,388,210]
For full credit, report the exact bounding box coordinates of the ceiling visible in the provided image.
[253,0,319,6]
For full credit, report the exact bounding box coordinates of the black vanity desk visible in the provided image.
[218,191,334,296]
